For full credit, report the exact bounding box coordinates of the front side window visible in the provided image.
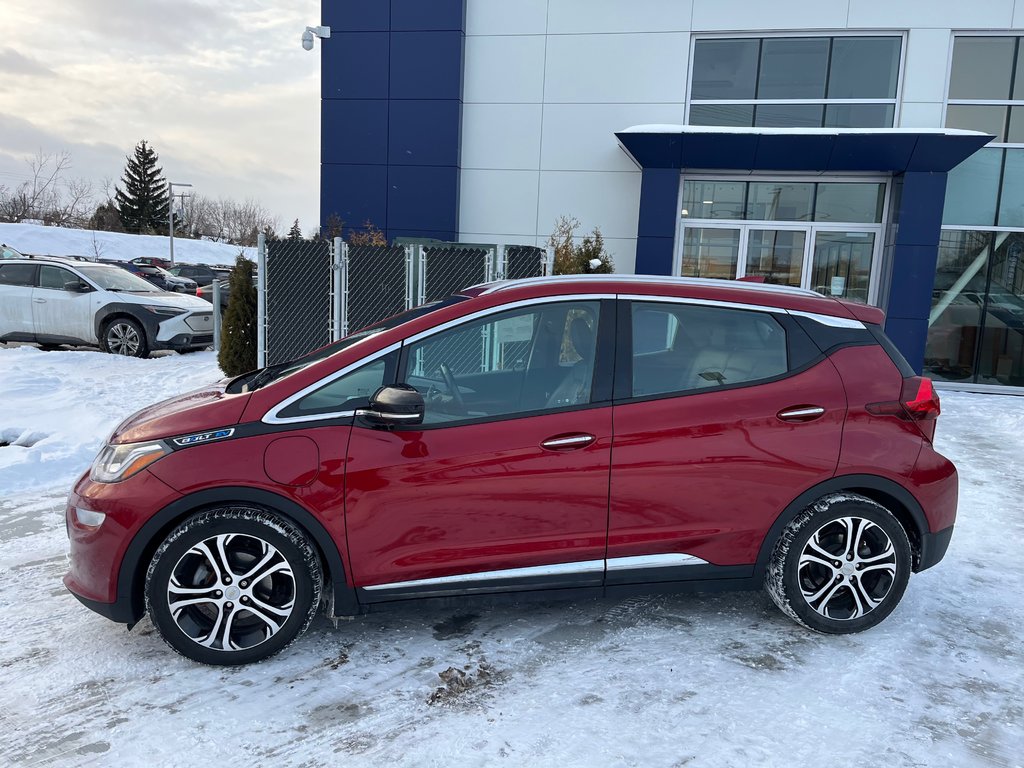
[277,355,393,419]
[405,301,601,425]
[38,266,79,291]
[690,35,901,129]
[630,302,788,398]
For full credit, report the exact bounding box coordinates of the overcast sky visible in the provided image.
[0,0,322,233]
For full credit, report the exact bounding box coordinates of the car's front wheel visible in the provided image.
[100,317,149,358]
[765,493,912,633]
[145,507,322,665]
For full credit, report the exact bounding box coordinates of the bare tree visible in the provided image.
[0,151,95,227]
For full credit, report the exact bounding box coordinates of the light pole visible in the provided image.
[168,181,193,267]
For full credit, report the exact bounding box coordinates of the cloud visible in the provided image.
[0,48,55,78]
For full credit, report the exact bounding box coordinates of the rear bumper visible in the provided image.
[64,582,140,624]
[918,525,954,572]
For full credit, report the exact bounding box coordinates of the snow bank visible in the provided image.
[0,222,255,266]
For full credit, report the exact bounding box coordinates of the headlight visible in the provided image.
[143,305,186,316]
[90,441,170,483]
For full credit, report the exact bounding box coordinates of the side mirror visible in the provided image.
[66,280,92,293]
[356,384,424,428]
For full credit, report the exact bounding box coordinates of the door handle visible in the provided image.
[33,298,46,304]
[541,433,595,450]
[777,405,825,423]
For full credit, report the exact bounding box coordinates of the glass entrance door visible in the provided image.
[743,228,806,287]
[680,226,741,280]
[808,229,877,303]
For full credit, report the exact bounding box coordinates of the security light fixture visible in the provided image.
[302,25,331,51]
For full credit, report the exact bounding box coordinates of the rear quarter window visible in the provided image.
[0,263,36,286]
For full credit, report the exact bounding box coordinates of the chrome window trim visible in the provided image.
[402,294,614,346]
[787,309,866,329]
[362,553,707,591]
[262,342,402,425]
[619,293,787,315]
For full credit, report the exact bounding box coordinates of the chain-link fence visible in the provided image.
[258,238,554,368]
[262,238,333,366]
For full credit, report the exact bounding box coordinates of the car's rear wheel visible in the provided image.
[145,507,322,665]
[101,317,149,358]
[765,493,912,633]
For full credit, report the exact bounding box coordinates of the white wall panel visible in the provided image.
[899,102,945,128]
[602,237,638,274]
[459,169,540,238]
[461,104,543,170]
[463,35,547,103]
[1015,0,1024,26]
[543,33,690,104]
[547,0,692,34]
[537,171,642,241]
[848,0,1014,29]
[692,0,849,31]
[540,103,684,172]
[901,29,953,104]
[466,0,549,36]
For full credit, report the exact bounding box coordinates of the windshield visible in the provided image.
[78,264,160,292]
[228,295,470,393]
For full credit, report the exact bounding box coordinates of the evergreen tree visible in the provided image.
[287,218,302,239]
[218,254,258,376]
[115,140,170,234]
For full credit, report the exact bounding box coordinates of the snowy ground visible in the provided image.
[0,222,255,266]
[0,345,1022,767]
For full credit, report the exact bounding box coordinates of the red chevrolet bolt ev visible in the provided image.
[64,275,958,665]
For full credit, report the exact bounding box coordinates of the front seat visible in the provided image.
[545,317,596,408]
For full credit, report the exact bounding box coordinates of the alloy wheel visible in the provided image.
[107,322,141,356]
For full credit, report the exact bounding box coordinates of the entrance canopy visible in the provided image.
[615,125,993,174]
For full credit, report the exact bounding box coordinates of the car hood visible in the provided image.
[111,381,251,444]
[112,290,209,310]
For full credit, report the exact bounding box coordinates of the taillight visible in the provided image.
[866,376,940,441]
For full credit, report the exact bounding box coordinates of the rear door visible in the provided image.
[32,265,97,342]
[608,297,847,583]
[0,263,38,338]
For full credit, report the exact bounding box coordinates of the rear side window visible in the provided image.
[0,263,36,286]
[630,302,788,397]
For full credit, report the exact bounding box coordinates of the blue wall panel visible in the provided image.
[321,99,389,165]
[638,169,680,242]
[322,1,465,241]
[635,236,676,276]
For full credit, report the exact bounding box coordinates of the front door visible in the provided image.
[344,298,615,596]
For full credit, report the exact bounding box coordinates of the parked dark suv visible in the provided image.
[167,264,230,287]
[64,275,957,665]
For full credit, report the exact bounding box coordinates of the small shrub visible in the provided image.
[549,215,615,275]
[347,219,387,246]
[217,253,258,376]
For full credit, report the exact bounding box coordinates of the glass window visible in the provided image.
[680,228,741,279]
[942,148,1003,227]
[682,180,746,220]
[998,149,1024,227]
[744,229,806,287]
[406,302,601,423]
[278,357,392,419]
[810,231,875,303]
[691,38,760,100]
[746,183,814,221]
[0,263,36,286]
[925,230,993,382]
[945,105,1008,141]
[824,103,895,129]
[38,266,77,291]
[977,233,1024,385]
[757,38,829,99]
[688,104,754,127]
[754,104,824,128]
[828,37,900,99]
[814,184,884,224]
[1007,107,1024,144]
[948,37,1015,100]
[630,302,788,397]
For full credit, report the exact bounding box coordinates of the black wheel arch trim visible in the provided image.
[95,303,162,345]
[754,474,932,581]
[115,485,357,624]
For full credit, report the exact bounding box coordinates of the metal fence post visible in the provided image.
[416,244,427,307]
[212,280,221,352]
[544,245,555,276]
[257,232,267,368]
[331,237,344,342]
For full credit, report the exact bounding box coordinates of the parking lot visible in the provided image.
[1,346,1021,767]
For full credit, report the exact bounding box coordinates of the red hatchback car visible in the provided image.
[64,275,958,665]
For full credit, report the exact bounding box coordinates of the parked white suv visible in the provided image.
[0,257,214,357]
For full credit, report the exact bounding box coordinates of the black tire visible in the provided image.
[145,507,322,665]
[765,493,912,634]
[100,317,149,358]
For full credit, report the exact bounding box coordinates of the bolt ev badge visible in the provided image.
[172,428,235,447]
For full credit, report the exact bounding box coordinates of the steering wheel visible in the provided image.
[438,361,467,415]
